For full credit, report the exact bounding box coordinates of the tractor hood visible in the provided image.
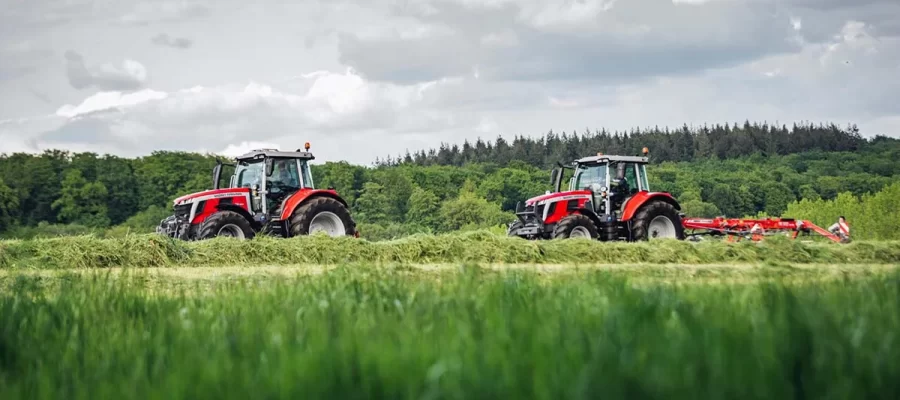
[525,190,593,206]
[173,188,251,205]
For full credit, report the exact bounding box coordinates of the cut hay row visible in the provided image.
[1,230,898,269]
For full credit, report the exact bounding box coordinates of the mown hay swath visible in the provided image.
[1,230,898,269]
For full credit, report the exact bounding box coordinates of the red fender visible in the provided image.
[620,191,681,221]
[278,188,350,221]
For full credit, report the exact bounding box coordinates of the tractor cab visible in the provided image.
[551,152,650,219]
[217,146,316,221]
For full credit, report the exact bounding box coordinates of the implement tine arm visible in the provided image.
[800,220,845,243]
[682,216,850,243]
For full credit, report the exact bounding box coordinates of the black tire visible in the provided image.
[197,210,255,240]
[552,214,599,239]
[289,196,356,237]
[631,201,685,241]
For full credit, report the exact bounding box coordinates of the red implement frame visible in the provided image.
[682,217,850,243]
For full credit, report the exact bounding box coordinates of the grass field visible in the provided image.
[2,232,900,399]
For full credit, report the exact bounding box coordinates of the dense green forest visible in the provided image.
[1,121,898,241]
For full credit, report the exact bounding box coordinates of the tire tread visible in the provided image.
[197,210,255,240]
[289,196,356,237]
[552,214,599,239]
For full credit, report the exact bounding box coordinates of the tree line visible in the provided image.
[1,122,897,241]
[376,121,869,169]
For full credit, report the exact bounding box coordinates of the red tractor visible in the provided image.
[507,148,685,241]
[156,143,356,240]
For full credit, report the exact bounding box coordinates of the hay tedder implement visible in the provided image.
[507,147,851,244]
[682,216,851,243]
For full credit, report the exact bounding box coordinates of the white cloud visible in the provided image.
[65,50,149,91]
[55,89,168,118]
[221,141,281,157]
[8,68,486,162]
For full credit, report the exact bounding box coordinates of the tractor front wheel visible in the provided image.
[631,201,685,241]
[198,210,256,240]
[507,220,524,237]
[289,196,356,237]
[552,214,599,239]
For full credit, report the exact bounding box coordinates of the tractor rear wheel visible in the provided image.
[289,196,356,237]
[631,201,685,241]
[198,210,255,240]
[552,214,599,239]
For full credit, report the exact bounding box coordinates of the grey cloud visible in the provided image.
[39,117,116,145]
[338,33,474,84]
[0,42,54,83]
[0,0,96,39]
[0,66,37,82]
[28,88,53,104]
[118,1,213,26]
[151,33,194,49]
[64,50,147,91]
[337,0,803,84]
[779,0,900,43]
[786,0,898,11]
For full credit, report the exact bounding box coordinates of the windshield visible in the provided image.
[234,160,263,188]
[269,158,301,189]
[571,163,607,191]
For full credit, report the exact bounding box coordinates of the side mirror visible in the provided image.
[212,162,222,189]
[549,168,560,185]
[265,158,274,176]
[550,167,564,193]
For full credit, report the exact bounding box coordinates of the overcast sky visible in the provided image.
[1,0,898,165]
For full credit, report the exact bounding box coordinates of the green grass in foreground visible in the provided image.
[1,230,899,269]
[2,265,900,399]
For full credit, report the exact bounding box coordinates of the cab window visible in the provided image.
[572,165,607,190]
[623,163,638,194]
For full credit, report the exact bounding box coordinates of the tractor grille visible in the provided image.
[174,204,192,218]
[516,202,545,223]
[521,204,545,216]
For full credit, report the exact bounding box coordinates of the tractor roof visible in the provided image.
[234,148,315,161]
[574,154,649,164]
